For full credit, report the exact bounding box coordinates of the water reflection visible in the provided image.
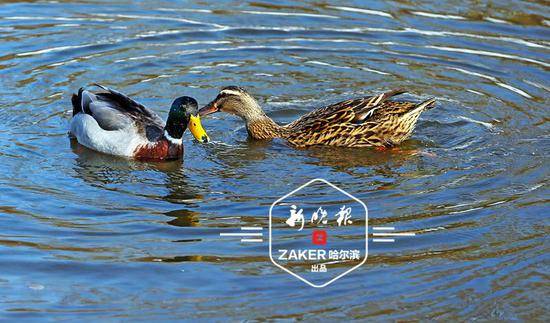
[303,141,425,173]
[165,208,201,227]
[70,138,203,204]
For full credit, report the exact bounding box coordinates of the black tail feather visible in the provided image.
[71,87,84,116]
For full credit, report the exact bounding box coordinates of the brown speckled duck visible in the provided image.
[199,86,436,148]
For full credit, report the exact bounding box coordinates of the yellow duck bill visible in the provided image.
[188,114,210,143]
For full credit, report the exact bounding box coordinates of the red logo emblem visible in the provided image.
[312,230,327,245]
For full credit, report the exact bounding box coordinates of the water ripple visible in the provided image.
[327,6,394,18]
[427,45,549,67]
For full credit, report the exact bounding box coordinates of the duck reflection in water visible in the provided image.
[69,138,204,204]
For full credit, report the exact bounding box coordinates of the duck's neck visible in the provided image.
[242,103,287,140]
[163,113,185,145]
[246,117,287,140]
[163,130,183,146]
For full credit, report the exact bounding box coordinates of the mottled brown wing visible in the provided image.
[284,100,357,145]
[353,100,432,147]
[284,89,407,146]
[352,89,410,123]
[286,98,361,129]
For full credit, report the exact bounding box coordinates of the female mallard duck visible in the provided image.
[199,86,435,148]
[70,84,209,160]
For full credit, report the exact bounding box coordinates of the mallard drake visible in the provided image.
[199,87,435,148]
[70,84,209,160]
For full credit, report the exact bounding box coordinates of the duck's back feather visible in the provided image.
[71,84,165,141]
[279,89,435,147]
[84,91,133,131]
[92,84,164,125]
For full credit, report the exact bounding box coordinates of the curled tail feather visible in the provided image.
[380,88,407,102]
[417,98,436,111]
[405,98,436,117]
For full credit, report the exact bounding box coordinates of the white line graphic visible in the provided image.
[373,226,395,230]
[373,232,415,237]
[220,227,265,243]
[219,232,263,237]
[241,238,263,243]
[372,227,415,243]
[372,238,395,242]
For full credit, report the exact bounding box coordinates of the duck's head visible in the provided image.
[199,86,265,122]
[165,96,209,143]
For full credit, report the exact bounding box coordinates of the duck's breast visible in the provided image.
[133,139,183,160]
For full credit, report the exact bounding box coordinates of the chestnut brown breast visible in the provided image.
[133,139,183,160]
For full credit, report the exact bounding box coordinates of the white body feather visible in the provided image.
[70,113,145,157]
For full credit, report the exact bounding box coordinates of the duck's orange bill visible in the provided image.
[199,102,219,116]
[188,114,209,143]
